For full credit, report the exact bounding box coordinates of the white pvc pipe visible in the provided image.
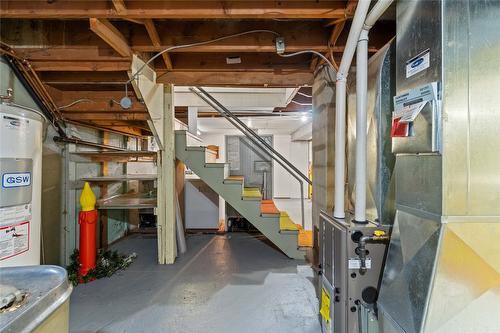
[354,0,394,222]
[364,0,394,30]
[354,29,369,223]
[334,78,347,218]
[333,0,371,219]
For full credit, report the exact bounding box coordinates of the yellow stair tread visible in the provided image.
[227,175,244,181]
[298,229,313,248]
[279,212,299,231]
[242,187,261,198]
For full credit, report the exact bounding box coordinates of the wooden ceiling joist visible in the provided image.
[1,1,348,19]
[111,0,127,14]
[110,0,173,70]
[0,0,396,135]
[31,60,131,72]
[62,112,149,121]
[143,19,173,70]
[89,18,132,57]
[156,70,313,87]
[64,119,145,137]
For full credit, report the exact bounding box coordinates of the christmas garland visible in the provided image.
[67,249,137,286]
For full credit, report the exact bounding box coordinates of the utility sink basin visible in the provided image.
[0,265,72,333]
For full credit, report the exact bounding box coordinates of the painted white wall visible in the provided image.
[272,135,309,198]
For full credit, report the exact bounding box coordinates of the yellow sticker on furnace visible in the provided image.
[320,287,331,323]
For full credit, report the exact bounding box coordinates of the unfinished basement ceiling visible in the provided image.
[0,0,395,136]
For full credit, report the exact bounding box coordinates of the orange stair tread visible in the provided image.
[298,229,313,248]
[261,199,280,214]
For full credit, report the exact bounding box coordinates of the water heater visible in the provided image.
[0,103,44,266]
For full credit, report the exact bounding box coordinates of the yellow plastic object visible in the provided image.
[279,212,299,231]
[298,229,313,248]
[320,287,331,323]
[374,230,386,237]
[80,182,96,211]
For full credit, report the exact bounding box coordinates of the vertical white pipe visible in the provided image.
[333,0,371,219]
[354,29,369,223]
[334,79,347,218]
[353,0,394,222]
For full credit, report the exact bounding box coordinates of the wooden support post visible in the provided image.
[99,131,109,249]
[157,84,177,264]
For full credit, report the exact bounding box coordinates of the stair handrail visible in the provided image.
[190,87,310,229]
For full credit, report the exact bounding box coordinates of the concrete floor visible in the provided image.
[70,233,321,333]
[274,198,313,230]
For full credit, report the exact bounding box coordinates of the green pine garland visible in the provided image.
[67,249,136,286]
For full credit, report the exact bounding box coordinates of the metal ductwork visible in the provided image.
[317,1,500,332]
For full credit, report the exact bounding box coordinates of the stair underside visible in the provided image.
[175,130,312,259]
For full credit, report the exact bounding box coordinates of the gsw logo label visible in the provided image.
[2,172,31,188]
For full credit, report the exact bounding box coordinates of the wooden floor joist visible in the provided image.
[0,1,348,19]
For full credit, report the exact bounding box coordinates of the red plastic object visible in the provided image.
[78,210,98,280]
[391,117,409,137]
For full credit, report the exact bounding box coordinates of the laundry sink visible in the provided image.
[0,265,72,333]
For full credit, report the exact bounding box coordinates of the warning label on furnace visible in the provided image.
[0,221,30,260]
[0,204,31,227]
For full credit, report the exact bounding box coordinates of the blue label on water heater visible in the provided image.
[2,172,31,188]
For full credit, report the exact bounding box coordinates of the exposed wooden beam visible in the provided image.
[161,52,311,71]
[329,21,347,48]
[40,69,313,86]
[110,0,172,69]
[89,18,132,57]
[31,60,131,71]
[324,17,350,28]
[129,21,330,53]
[111,0,127,14]
[64,119,145,137]
[1,1,348,19]
[143,19,173,70]
[313,1,354,72]
[345,0,359,16]
[62,111,149,121]
[156,70,313,87]
[86,120,151,131]
[13,47,127,62]
[1,20,331,54]
[40,71,129,84]
[55,94,145,113]
[309,57,319,71]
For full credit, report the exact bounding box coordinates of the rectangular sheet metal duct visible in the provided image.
[378,1,500,332]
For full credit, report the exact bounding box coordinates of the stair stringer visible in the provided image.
[175,131,305,259]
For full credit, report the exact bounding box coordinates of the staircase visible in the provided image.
[175,130,312,259]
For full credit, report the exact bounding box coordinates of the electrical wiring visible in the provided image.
[57,98,94,110]
[291,100,312,106]
[278,50,336,72]
[127,29,281,84]
[297,91,312,98]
